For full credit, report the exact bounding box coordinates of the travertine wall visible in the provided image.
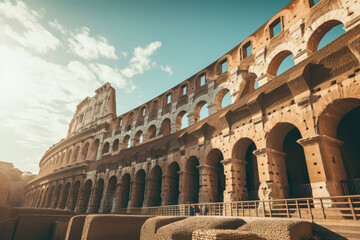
[23,0,360,213]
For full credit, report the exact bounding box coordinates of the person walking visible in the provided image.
[202,204,208,215]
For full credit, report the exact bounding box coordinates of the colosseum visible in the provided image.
[23,0,360,220]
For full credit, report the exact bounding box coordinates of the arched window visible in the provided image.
[112,139,119,151]
[214,89,231,112]
[122,135,131,149]
[134,131,143,145]
[159,118,171,136]
[102,142,110,155]
[193,101,209,122]
[267,50,295,80]
[176,111,189,130]
[146,125,157,139]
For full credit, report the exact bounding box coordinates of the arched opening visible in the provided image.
[66,149,72,165]
[112,139,119,152]
[93,178,104,213]
[89,139,100,160]
[134,131,144,145]
[60,153,65,166]
[167,162,180,205]
[119,174,131,208]
[45,186,54,208]
[103,176,117,213]
[176,111,189,130]
[159,118,171,136]
[267,50,295,79]
[52,184,62,208]
[122,135,131,149]
[318,99,360,195]
[232,138,259,200]
[41,188,49,207]
[59,182,71,209]
[307,20,345,54]
[69,181,80,211]
[206,149,225,202]
[146,125,157,139]
[79,143,89,162]
[185,156,199,203]
[72,147,80,163]
[146,166,162,206]
[267,123,312,198]
[36,189,44,208]
[193,101,208,123]
[79,180,92,213]
[132,169,146,207]
[102,142,110,155]
[214,89,231,112]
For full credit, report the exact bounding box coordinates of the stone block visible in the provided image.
[65,215,86,240]
[192,229,264,240]
[155,217,246,240]
[10,207,75,218]
[52,220,70,240]
[12,214,72,240]
[81,214,153,240]
[140,216,187,240]
[237,219,313,240]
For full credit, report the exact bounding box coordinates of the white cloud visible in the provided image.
[48,19,67,35]
[0,0,60,53]
[68,27,117,60]
[160,65,174,76]
[121,41,162,78]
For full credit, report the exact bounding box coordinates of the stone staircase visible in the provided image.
[313,221,360,240]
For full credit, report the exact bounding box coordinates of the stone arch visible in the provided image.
[88,139,100,160]
[131,169,146,207]
[79,142,89,162]
[214,54,232,75]
[72,146,80,163]
[306,19,344,54]
[317,98,360,194]
[304,9,349,54]
[78,179,92,213]
[193,100,208,123]
[214,88,231,112]
[102,176,117,213]
[266,122,312,198]
[232,138,259,200]
[205,149,225,202]
[134,130,144,146]
[45,185,55,208]
[184,156,200,203]
[68,180,81,211]
[158,118,171,136]
[59,182,71,209]
[146,165,162,207]
[102,142,110,155]
[266,49,295,80]
[112,139,120,152]
[92,178,105,213]
[238,36,256,60]
[119,173,131,209]
[175,110,188,131]
[65,148,73,165]
[52,184,62,208]
[166,161,180,205]
[122,135,131,149]
[146,125,157,140]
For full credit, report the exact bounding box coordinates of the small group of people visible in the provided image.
[189,204,208,216]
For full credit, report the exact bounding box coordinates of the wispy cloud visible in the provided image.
[121,41,162,78]
[48,19,67,35]
[68,27,118,60]
[160,65,174,76]
[0,0,60,53]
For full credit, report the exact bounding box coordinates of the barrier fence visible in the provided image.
[117,195,360,221]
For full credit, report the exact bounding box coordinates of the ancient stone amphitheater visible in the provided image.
[17,0,360,238]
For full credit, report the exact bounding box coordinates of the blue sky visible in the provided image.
[0,0,344,173]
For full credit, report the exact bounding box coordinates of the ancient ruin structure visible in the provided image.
[23,0,360,215]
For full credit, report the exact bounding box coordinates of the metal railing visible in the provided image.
[116,195,360,221]
[289,183,313,198]
[341,178,360,195]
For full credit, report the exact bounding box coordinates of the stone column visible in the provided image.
[197,165,218,203]
[298,134,347,197]
[112,183,123,213]
[98,182,109,213]
[221,158,248,202]
[161,174,177,206]
[143,178,156,207]
[86,186,97,213]
[177,170,192,204]
[64,183,75,211]
[254,148,288,200]
[128,180,136,208]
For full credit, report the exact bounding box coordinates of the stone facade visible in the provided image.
[23,0,360,214]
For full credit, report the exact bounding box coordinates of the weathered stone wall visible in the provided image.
[23,0,360,213]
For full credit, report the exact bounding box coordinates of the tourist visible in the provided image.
[202,204,208,215]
